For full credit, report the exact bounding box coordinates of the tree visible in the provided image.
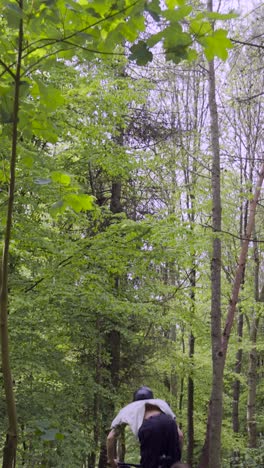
[197,0,264,464]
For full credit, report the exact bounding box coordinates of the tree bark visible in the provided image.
[205,2,223,464]
[232,310,244,434]
[247,340,258,448]
[247,241,264,448]
[0,2,23,466]
[187,267,195,467]
[232,197,248,436]
[221,165,264,361]
[187,334,195,466]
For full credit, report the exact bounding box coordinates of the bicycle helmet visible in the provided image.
[133,386,154,401]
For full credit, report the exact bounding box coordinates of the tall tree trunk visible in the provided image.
[187,330,195,466]
[186,230,196,465]
[98,178,122,468]
[204,2,223,465]
[186,184,196,467]
[0,2,23,466]
[232,309,244,434]
[247,237,264,448]
[247,331,258,448]
[88,319,102,468]
[232,196,248,437]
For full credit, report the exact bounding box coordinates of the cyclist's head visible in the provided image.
[133,386,154,401]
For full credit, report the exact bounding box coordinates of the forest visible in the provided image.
[0,0,263,467]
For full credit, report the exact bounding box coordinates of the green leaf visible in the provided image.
[144,0,161,22]
[20,148,37,168]
[55,432,66,441]
[162,5,192,22]
[165,45,189,63]
[19,80,30,98]
[51,172,72,186]
[0,84,14,123]
[31,118,59,143]
[147,31,164,48]
[50,199,66,216]
[205,11,238,21]
[0,169,9,183]
[201,29,233,61]
[32,79,64,111]
[129,41,153,65]
[117,21,142,42]
[163,24,189,44]
[190,19,212,37]
[187,48,198,62]
[166,0,186,7]
[63,193,95,212]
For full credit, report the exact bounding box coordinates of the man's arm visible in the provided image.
[107,428,118,468]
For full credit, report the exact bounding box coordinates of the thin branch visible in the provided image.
[231,38,264,50]
[59,39,126,56]
[237,91,264,103]
[24,278,44,293]
[200,223,264,243]
[21,47,75,77]
[0,59,16,80]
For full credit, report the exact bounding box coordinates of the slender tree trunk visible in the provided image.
[0,3,23,466]
[247,332,258,448]
[88,319,102,468]
[187,267,195,466]
[232,197,248,437]
[221,165,264,359]
[232,309,244,434]
[203,2,223,465]
[98,442,107,468]
[187,332,195,465]
[247,240,264,448]
[98,175,123,468]
[186,185,196,467]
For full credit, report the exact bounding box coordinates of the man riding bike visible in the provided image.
[107,386,183,468]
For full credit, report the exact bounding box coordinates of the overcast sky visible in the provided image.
[221,0,261,13]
